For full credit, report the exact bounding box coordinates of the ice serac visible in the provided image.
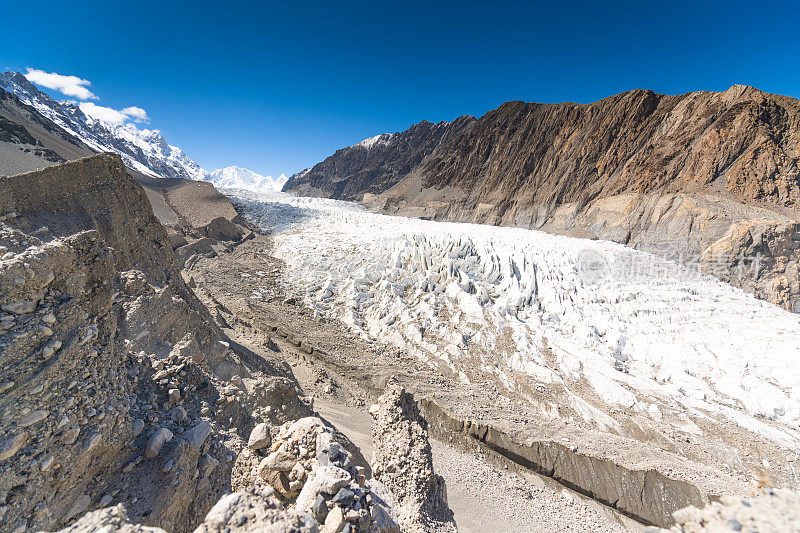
[0,71,208,181]
[282,116,475,200]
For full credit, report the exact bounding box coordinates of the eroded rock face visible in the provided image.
[370,382,454,533]
[0,155,308,532]
[402,86,800,212]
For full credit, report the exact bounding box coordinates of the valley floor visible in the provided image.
[182,189,800,530]
[184,233,640,532]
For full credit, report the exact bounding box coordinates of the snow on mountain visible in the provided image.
[354,133,393,150]
[0,71,208,181]
[231,189,800,448]
[208,166,288,192]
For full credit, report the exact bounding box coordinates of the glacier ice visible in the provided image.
[230,189,800,445]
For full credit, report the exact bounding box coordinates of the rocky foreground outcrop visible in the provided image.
[44,384,455,533]
[288,85,800,311]
[0,155,455,532]
[232,415,402,533]
[369,382,454,533]
[0,155,308,532]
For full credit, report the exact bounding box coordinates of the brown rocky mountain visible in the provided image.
[286,85,800,311]
[283,116,475,200]
[412,85,799,213]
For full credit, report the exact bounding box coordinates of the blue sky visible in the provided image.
[3,0,799,178]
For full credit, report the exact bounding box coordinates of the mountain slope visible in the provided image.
[0,71,208,181]
[0,88,95,175]
[283,116,475,200]
[208,166,287,192]
[288,85,800,213]
[411,85,800,214]
[0,79,243,231]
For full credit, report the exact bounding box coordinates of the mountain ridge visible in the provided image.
[282,115,476,200]
[0,71,208,181]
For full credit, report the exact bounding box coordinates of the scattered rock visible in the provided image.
[64,494,91,522]
[259,450,297,472]
[247,422,271,451]
[168,388,181,403]
[170,406,188,423]
[17,409,48,428]
[182,421,213,449]
[84,433,103,454]
[321,505,344,533]
[130,418,145,438]
[331,487,354,507]
[145,428,174,459]
[312,494,329,524]
[1,300,37,315]
[0,432,29,461]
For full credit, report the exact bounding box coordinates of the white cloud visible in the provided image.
[79,102,150,124]
[121,106,149,121]
[24,68,97,100]
[25,67,149,126]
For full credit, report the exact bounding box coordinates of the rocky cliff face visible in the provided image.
[411,85,800,212]
[283,116,475,200]
[0,154,308,532]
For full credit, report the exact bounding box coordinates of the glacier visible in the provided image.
[227,191,800,447]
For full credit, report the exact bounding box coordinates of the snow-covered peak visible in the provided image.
[207,166,288,192]
[0,71,42,101]
[354,133,393,150]
[0,70,208,181]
